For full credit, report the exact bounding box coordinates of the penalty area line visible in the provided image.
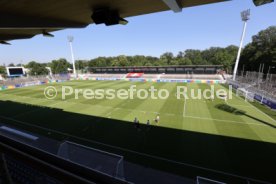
[235,94,276,123]
[183,98,187,118]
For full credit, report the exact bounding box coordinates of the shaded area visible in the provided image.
[216,104,276,128]
[0,100,275,183]
[250,101,276,121]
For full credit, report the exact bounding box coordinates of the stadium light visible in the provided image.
[253,0,274,6]
[233,9,250,81]
[67,36,77,78]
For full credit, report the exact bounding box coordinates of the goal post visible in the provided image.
[196,176,226,184]
[236,88,254,102]
[57,141,125,179]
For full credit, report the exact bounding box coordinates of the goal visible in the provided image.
[196,176,226,184]
[236,88,255,102]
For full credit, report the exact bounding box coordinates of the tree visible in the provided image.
[240,26,276,73]
[26,61,48,76]
[160,52,174,65]
[75,60,88,71]
[184,50,206,65]
[50,58,71,74]
[8,63,15,67]
[117,55,129,66]
[178,58,192,65]
[212,51,234,72]
[201,46,238,71]
[0,65,6,75]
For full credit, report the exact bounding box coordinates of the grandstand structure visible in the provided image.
[0,74,69,88]
[89,65,222,74]
[78,73,224,81]
[0,66,225,93]
[83,65,225,82]
[0,124,128,184]
[228,71,276,109]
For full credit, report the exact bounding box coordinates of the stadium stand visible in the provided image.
[159,74,223,80]
[0,124,129,184]
[81,66,225,82]
[89,66,222,74]
[0,74,70,87]
[228,71,276,109]
[84,74,126,79]
[77,73,223,81]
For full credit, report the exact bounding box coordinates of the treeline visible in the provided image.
[81,45,238,73]
[0,46,239,76]
[0,26,275,76]
[0,59,71,76]
[239,26,276,74]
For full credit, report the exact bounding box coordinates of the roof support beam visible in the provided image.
[0,41,11,45]
[161,0,182,13]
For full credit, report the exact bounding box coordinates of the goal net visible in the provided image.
[57,141,125,179]
[196,176,226,184]
[236,88,254,102]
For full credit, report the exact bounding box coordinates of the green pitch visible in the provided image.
[0,80,275,182]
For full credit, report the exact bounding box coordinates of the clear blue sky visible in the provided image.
[0,0,275,65]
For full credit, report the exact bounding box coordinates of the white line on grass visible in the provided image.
[247,102,276,123]
[183,97,187,117]
[235,94,276,123]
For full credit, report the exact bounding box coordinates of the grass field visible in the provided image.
[0,80,276,183]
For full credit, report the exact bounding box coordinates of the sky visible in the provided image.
[0,0,275,65]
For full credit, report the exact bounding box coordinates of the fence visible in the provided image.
[227,71,276,109]
[0,74,70,91]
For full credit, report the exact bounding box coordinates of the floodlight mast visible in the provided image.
[68,36,77,78]
[233,9,250,81]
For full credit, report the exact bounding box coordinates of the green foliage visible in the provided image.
[50,58,71,74]
[240,26,276,73]
[75,60,88,71]
[184,49,207,65]
[2,26,274,74]
[26,61,48,76]
[81,46,238,70]
[8,63,15,67]
[0,65,6,75]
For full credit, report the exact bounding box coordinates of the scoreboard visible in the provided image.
[6,67,25,77]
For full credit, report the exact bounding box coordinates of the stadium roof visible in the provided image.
[0,0,227,41]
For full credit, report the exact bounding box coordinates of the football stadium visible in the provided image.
[0,1,276,184]
[1,67,276,183]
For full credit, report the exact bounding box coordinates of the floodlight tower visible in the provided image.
[233,9,250,81]
[68,36,77,78]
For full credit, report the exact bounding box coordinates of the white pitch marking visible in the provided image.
[235,93,276,123]
[183,97,187,117]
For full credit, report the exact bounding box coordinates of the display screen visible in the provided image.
[7,67,24,76]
